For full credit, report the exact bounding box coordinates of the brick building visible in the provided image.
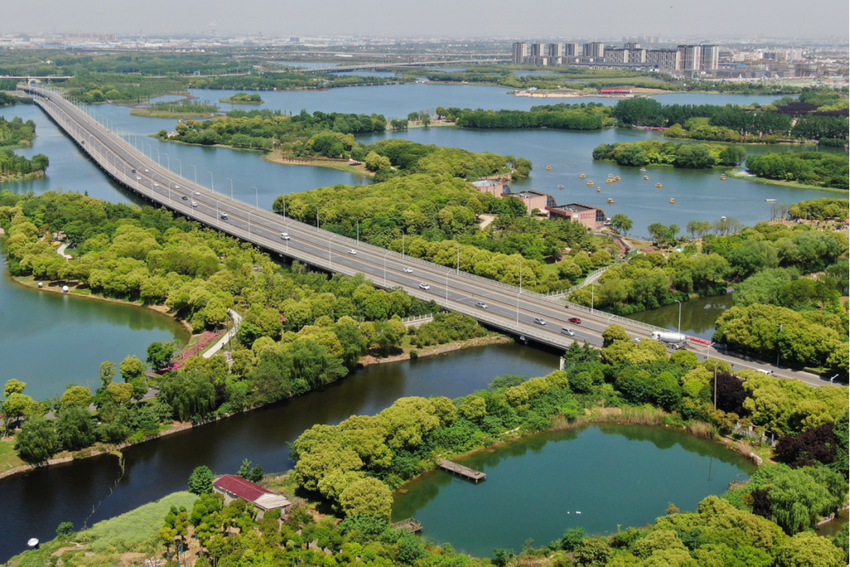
[546,203,606,229]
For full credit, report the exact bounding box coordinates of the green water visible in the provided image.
[0,264,189,400]
[626,294,736,340]
[392,423,755,558]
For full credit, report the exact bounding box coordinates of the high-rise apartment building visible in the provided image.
[646,49,681,71]
[564,43,580,57]
[512,42,530,64]
[548,43,566,58]
[604,48,629,63]
[678,45,702,72]
[582,42,605,60]
[700,45,719,71]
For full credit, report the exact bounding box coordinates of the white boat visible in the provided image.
[765,199,777,202]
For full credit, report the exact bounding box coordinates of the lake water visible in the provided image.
[392,423,756,558]
[0,268,189,401]
[0,85,837,561]
[0,343,558,562]
[626,294,736,341]
[47,86,839,236]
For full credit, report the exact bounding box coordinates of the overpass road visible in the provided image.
[22,85,836,389]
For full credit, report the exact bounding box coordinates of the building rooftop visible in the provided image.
[472,179,507,188]
[513,190,549,198]
[549,203,597,212]
[213,475,273,502]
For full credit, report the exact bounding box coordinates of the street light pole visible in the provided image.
[456,243,460,274]
[191,165,197,184]
[329,236,334,269]
[252,186,259,210]
[676,300,682,334]
[176,158,182,177]
[776,324,783,367]
[713,362,719,409]
[227,178,234,200]
[163,153,170,171]
[356,219,359,243]
[315,206,320,231]
[208,171,214,192]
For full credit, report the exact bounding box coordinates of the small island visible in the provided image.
[219,92,264,104]
[130,100,220,119]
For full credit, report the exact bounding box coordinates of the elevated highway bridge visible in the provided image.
[21,85,832,388]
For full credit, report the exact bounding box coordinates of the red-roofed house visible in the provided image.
[212,475,291,517]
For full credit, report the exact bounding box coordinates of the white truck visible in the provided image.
[651,331,688,349]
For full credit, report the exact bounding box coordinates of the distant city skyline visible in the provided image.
[3,0,848,40]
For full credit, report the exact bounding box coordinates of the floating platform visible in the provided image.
[391,518,423,533]
[438,459,487,482]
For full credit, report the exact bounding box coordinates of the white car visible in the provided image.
[475,302,488,309]
[756,369,775,375]
[174,185,180,189]
[153,182,159,187]
[194,191,201,196]
[221,213,228,220]
[348,249,357,255]
[560,327,575,336]
[144,168,149,173]
[534,317,546,326]
[419,283,431,290]
[191,201,198,207]
[281,232,291,240]
[135,176,141,181]
[403,267,413,273]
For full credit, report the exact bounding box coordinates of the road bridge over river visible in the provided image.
[21,85,833,388]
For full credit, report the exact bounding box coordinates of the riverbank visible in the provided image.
[728,169,848,193]
[10,274,195,335]
[219,96,264,104]
[264,150,372,176]
[0,318,511,481]
[0,170,44,183]
[129,109,218,119]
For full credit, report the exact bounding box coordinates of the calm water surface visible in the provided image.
[0,267,188,400]
[626,294,735,340]
[0,343,557,561]
[392,423,756,557]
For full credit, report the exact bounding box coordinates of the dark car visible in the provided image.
[568,317,582,325]
[181,195,188,200]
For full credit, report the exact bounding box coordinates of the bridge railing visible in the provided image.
[31,87,675,341]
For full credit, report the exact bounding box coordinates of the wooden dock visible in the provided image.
[438,459,487,482]
[391,518,423,533]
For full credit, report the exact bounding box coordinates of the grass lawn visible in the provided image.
[9,491,198,567]
[0,436,26,473]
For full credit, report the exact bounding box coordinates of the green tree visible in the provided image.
[775,531,846,567]
[188,465,215,495]
[146,341,175,372]
[15,417,59,462]
[602,324,631,347]
[99,361,116,388]
[339,477,393,519]
[3,379,26,397]
[238,458,264,483]
[610,214,633,236]
[119,355,146,383]
[2,392,35,429]
[160,370,216,422]
[56,406,97,451]
[60,386,93,409]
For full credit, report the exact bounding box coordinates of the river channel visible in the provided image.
[392,423,756,557]
[626,293,736,341]
[0,343,557,561]
[0,85,841,560]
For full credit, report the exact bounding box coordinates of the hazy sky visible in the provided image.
[4,0,848,39]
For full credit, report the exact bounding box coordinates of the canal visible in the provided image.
[0,343,558,561]
[391,423,756,558]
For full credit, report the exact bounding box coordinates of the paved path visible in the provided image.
[203,309,243,359]
[56,242,72,260]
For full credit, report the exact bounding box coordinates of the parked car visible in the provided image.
[419,283,431,290]
[534,317,546,326]
[568,317,582,324]
[560,327,575,336]
[475,302,488,309]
